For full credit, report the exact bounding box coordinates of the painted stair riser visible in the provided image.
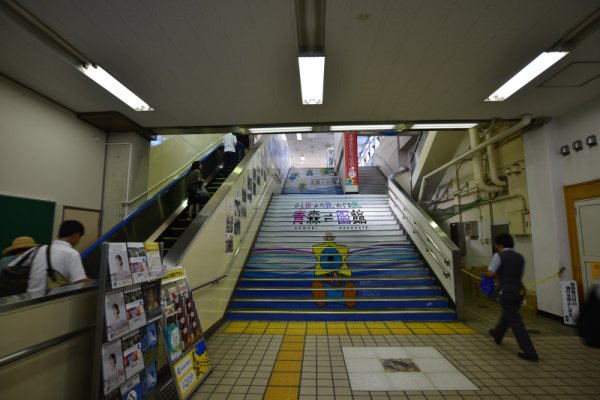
[233,288,442,298]
[226,312,456,322]
[241,269,426,278]
[230,298,449,310]
[255,237,407,244]
[247,255,420,262]
[237,277,434,288]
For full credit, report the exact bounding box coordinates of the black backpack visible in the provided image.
[577,286,600,348]
[0,247,41,296]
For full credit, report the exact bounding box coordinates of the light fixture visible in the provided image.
[573,140,583,152]
[330,124,395,131]
[560,145,570,156]
[411,123,478,129]
[485,51,569,101]
[300,154,306,161]
[249,126,313,134]
[586,134,597,147]
[296,133,303,141]
[298,56,325,105]
[78,64,153,111]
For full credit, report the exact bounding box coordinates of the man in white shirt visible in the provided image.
[222,132,237,175]
[24,220,89,293]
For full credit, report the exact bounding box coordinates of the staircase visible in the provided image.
[282,167,342,194]
[227,193,456,321]
[156,173,227,255]
[358,166,389,194]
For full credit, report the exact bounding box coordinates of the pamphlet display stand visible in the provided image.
[91,243,212,400]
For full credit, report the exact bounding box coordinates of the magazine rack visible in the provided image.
[91,243,212,400]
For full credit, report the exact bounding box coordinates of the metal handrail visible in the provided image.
[190,274,228,292]
[0,325,94,368]
[387,174,464,319]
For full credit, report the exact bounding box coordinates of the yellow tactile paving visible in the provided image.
[307,322,326,329]
[223,326,247,334]
[389,328,413,335]
[365,321,388,329]
[445,322,468,329]
[453,328,478,334]
[285,329,306,335]
[273,360,302,372]
[346,322,367,328]
[368,328,392,335]
[264,387,299,400]
[269,372,301,386]
[385,321,408,329]
[405,322,428,329]
[267,322,288,329]
[432,328,456,334]
[280,342,304,351]
[287,322,307,329]
[425,323,448,329]
[347,328,370,335]
[282,335,305,343]
[247,322,269,329]
[244,328,267,334]
[411,328,435,335]
[277,351,304,361]
[264,328,286,335]
[306,329,327,335]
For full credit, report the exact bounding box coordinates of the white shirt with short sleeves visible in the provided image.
[23,239,87,293]
[223,133,237,152]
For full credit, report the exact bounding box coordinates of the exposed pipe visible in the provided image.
[469,128,503,193]
[418,115,531,202]
[485,131,507,187]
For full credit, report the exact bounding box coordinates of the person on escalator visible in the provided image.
[222,132,237,175]
[187,161,207,219]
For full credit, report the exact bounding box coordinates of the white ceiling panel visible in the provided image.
[0,0,598,130]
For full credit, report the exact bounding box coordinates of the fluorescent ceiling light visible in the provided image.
[249,126,313,134]
[412,123,478,129]
[298,56,325,105]
[300,155,306,161]
[485,51,569,101]
[296,133,303,141]
[78,64,153,111]
[330,124,395,131]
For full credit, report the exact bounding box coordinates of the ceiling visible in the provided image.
[1,0,600,133]
[286,132,335,167]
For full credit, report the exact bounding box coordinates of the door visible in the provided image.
[574,197,600,300]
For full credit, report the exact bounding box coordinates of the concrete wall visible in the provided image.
[0,75,106,238]
[524,95,600,316]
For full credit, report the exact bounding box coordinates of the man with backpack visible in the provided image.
[1,220,90,295]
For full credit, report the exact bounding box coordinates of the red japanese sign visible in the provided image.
[344,132,359,186]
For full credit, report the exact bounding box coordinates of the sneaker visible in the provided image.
[517,352,539,362]
[489,329,501,345]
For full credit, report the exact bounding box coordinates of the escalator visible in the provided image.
[155,171,227,254]
[81,145,225,278]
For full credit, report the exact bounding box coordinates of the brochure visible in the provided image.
[140,322,158,353]
[119,374,143,400]
[141,362,158,394]
[127,242,150,283]
[144,242,163,280]
[108,243,132,288]
[141,280,162,321]
[122,331,144,379]
[124,286,147,331]
[165,312,182,361]
[101,340,126,395]
[104,290,129,341]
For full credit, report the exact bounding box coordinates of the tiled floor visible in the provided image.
[193,294,600,399]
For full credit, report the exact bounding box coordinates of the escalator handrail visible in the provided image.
[81,144,223,259]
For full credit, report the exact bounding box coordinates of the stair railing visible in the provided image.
[387,175,464,319]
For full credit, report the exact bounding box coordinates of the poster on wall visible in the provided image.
[344,132,359,192]
[225,233,233,253]
[561,280,579,325]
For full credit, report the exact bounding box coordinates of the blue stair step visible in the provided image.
[234,286,442,298]
[230,297,449,310]
[241,268,427,278]
[226,309,457,321]
[237,276,436,288]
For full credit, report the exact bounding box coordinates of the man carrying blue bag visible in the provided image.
[486,233,539,362]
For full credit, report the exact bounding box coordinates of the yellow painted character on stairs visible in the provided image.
[312,232,357,307]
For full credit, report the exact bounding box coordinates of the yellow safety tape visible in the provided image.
[461,268,561,288]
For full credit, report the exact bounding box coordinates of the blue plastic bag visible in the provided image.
[480,275,495,297]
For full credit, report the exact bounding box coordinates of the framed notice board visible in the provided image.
[0,194,55,250]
